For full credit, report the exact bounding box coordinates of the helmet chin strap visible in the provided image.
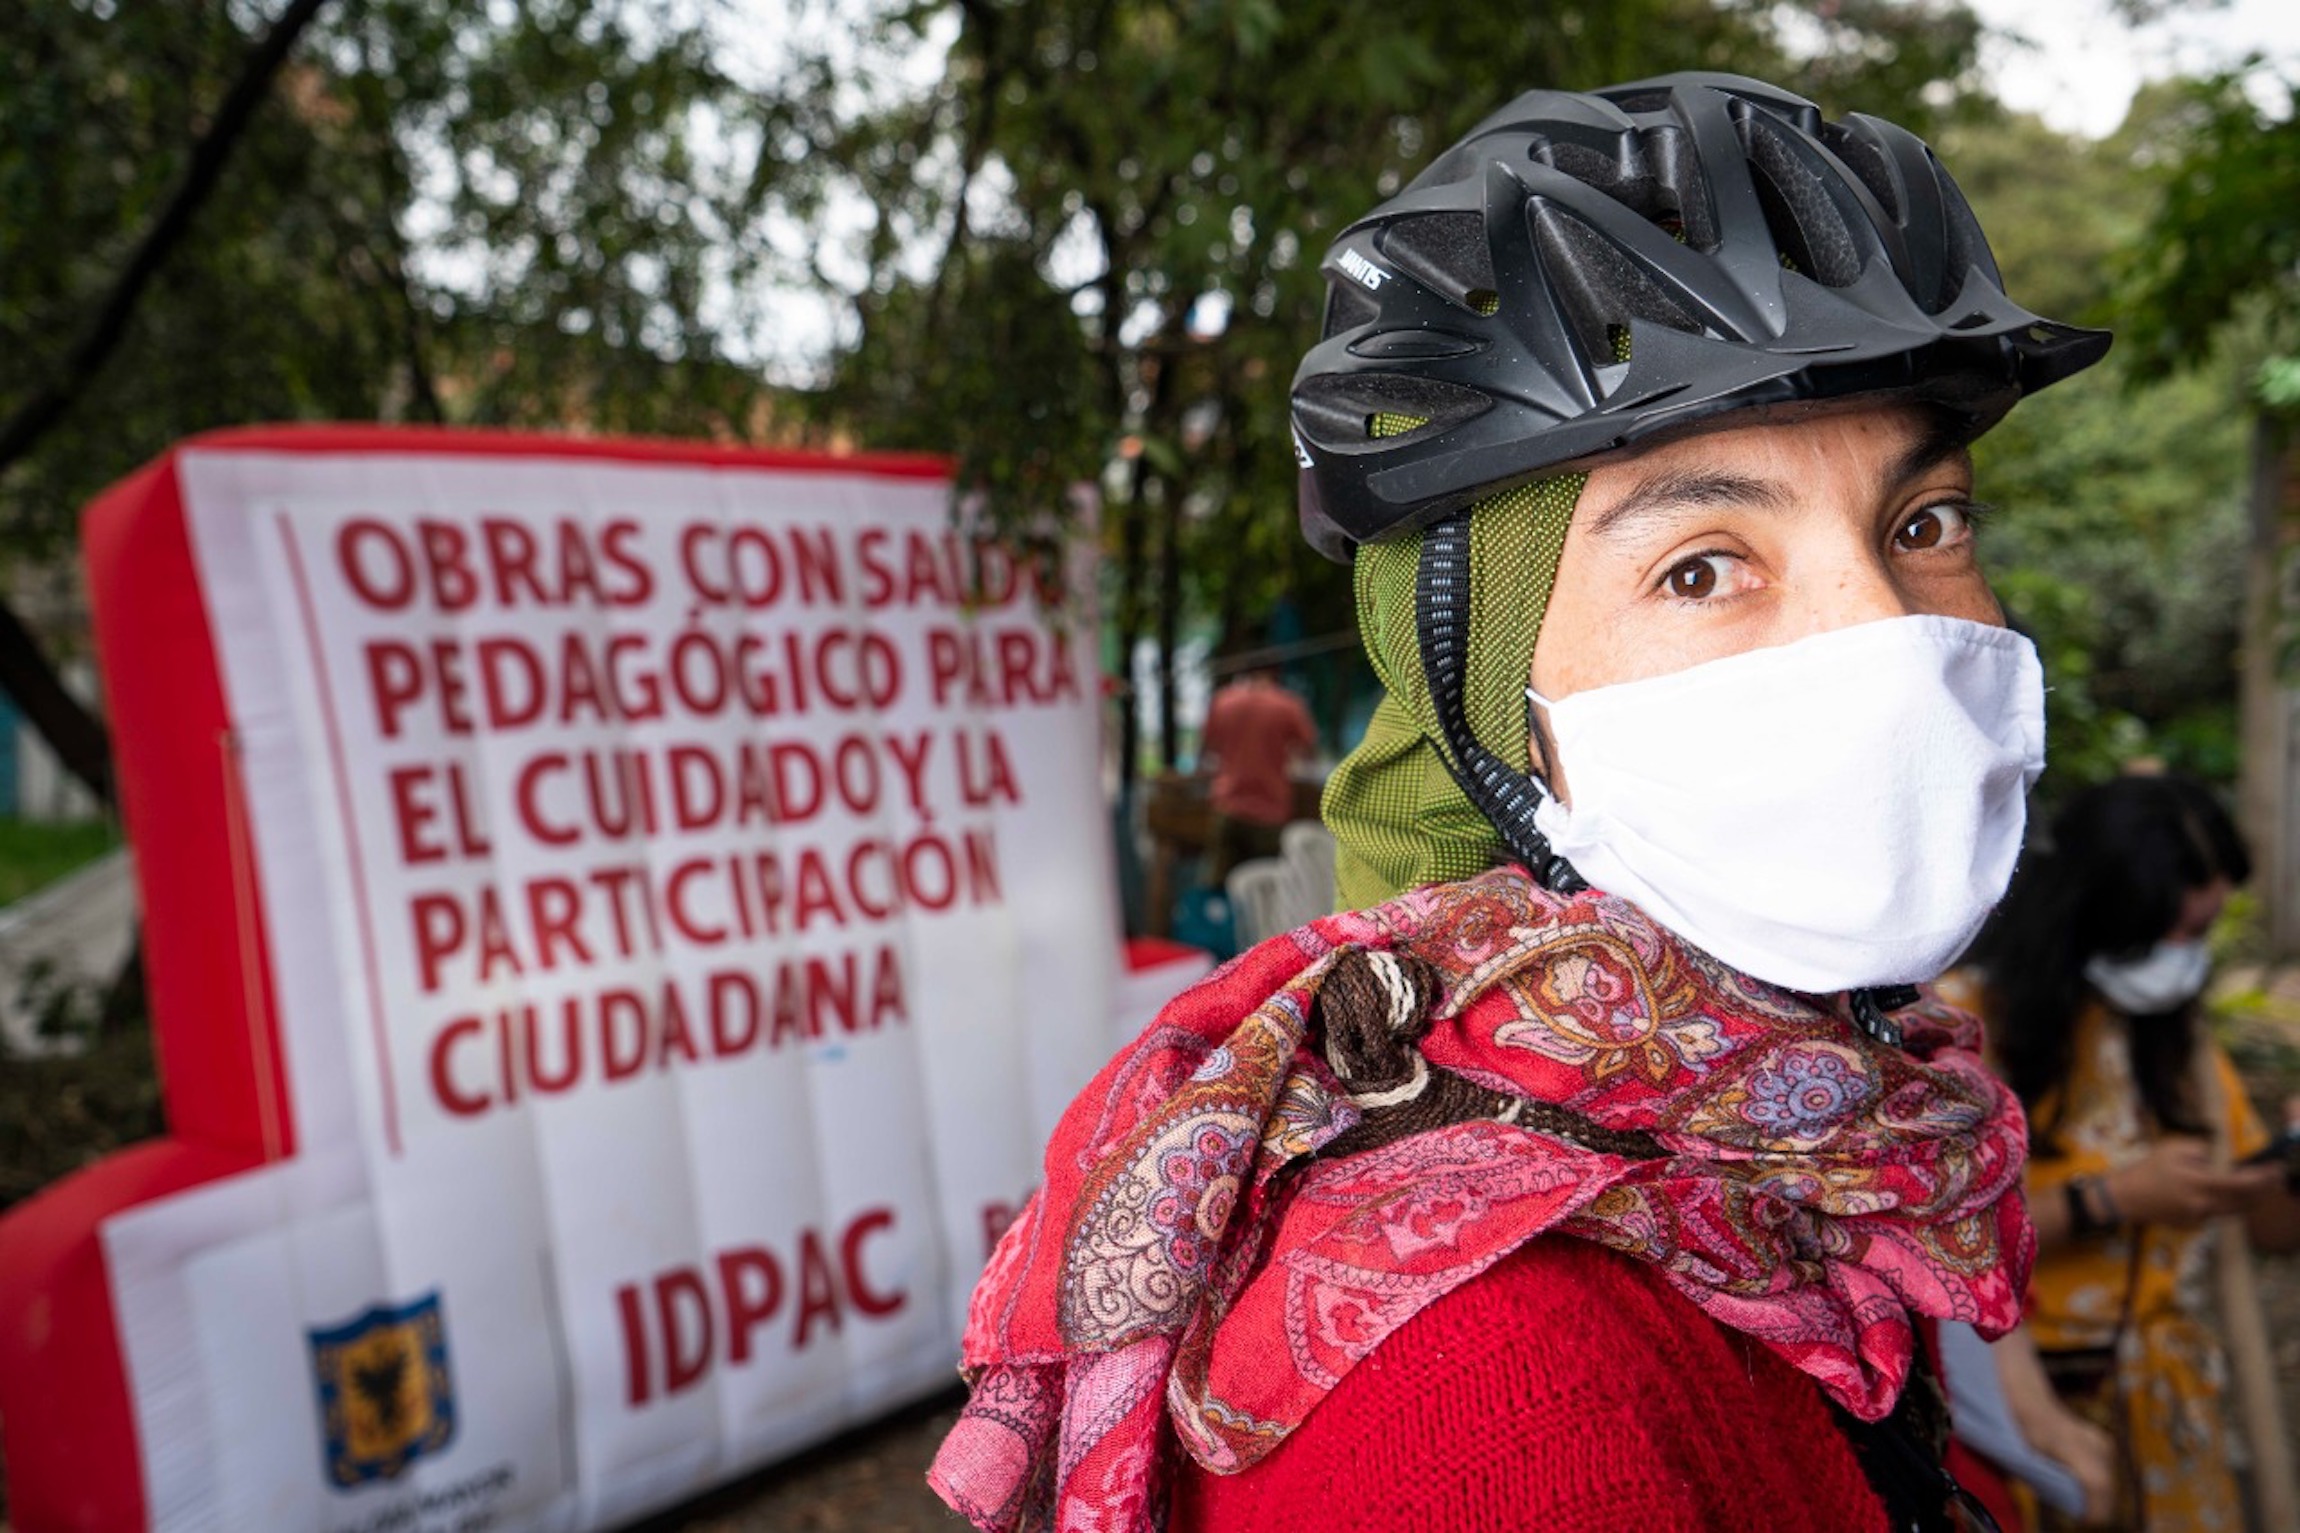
[1413,514,1586,896]
[1848,986,1922,1047]
[1414,512,1918,1047]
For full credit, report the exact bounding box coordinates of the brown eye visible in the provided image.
[1895,502,1980,553]
[1664,558,1719,599]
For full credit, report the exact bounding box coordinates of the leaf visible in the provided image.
[2258,355,2300,411]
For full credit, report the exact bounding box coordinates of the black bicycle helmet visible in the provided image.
[1293,72,2110,559]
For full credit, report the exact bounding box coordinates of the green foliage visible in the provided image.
[0,815,119,907]
[1783,0,1988,140]
[2258,354,2300,410]
[2,2,386,559]
[1974,350,2248,716]
[1937,108,2140,324]
[0,0,789,563]
[2117,66,2300,384]
[0,0,821,1236]
[1981,565,2145,791]
[0,0,2256,1002]
[820,235,1107,564]
[1945,97,2255,797]
[1971,356,2251,793]
[329,0,789,432]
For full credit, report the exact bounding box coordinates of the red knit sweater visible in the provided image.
[1170,1237,1893,1533]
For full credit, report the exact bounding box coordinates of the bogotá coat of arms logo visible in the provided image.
[308,1290,457,1487]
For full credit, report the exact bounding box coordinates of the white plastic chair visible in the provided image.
[1225,858,1302,949]
[1280,820,1337,917]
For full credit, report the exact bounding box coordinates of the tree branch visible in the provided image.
[0,0,334,805]
[0,0,335,478]
[350,28,444,424]
[925,5,1008,345]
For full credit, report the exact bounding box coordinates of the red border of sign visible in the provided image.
[165,422,952,479]
[0,427,958,1532]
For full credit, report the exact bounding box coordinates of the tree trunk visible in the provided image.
[1154,477,1182,772]
[0,597,111,804]
[2238,412,2300,957]
[1114,470,1145,797]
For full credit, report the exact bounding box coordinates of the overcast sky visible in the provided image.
[1968,0,2297,137]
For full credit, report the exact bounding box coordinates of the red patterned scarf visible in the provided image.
[931,868,2032,1532]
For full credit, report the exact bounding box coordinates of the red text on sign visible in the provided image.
[406,827,1000,993]
[337,516,654,612]
[613,1211,907,1407]
[361,626,906,740]
[424,945,911,1118]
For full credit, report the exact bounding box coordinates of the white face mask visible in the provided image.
[2083,940,2211,1015]
[1527,613,2046,994]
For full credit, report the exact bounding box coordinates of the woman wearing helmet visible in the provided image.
[933,72,2106,1532]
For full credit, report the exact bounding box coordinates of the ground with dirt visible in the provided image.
[636,1389,965,1533]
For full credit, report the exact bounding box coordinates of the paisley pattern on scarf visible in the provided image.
[929,868,2033,1533]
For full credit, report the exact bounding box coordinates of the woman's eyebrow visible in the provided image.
[1886,426,1973,491]
[1589,429,1975,543]
[1587,469,1783,540]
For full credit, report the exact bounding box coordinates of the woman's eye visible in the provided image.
[1894,502,1976,553]
[1660,552,1733,601]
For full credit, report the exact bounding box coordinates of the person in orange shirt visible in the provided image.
[1198,667,1316,881]
[1964,774,2300,1530]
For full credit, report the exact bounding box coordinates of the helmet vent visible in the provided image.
[1542,139,1625,188]
[1739,112,1864,287]
[1531,204,1704,364]
[1818,120,1901,222]
[1323,281,1381,339]
[1650,126,1718,250]
[1294,373,1493,456]
[1536,137,1681,232]
[1931,157,1995,313]
[1609,89,1672,114]
[1379,213,1498,315]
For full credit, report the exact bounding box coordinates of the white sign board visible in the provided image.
[96,443,1139,1532]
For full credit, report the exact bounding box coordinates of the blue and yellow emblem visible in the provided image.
[308,1291,457,1488]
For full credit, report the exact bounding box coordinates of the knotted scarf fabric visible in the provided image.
[929,867,2033,1533]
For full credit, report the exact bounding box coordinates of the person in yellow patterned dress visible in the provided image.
[1966,775,2300,1531]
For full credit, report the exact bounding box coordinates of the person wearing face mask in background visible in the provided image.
[934,73,2110,1533]
[1961,774,2300,1531]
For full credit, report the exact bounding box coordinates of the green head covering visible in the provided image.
[1321,474,1585,909]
